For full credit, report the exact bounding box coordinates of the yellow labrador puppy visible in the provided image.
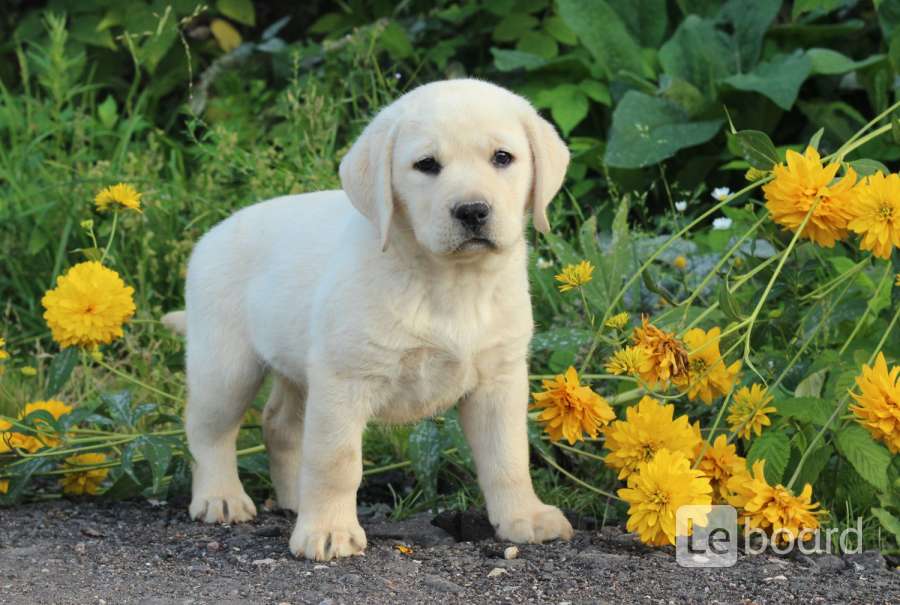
[162,78,573,560]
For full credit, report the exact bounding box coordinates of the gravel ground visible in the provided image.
[1,499,898,604]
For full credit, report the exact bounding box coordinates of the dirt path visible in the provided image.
[1,500,897,604]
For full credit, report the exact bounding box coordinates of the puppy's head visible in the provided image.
[340,79,569,258]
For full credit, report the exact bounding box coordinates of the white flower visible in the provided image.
[675,200,687,212]
[711,187,731,201]
[712,217,733,230]
[394,72,403,80]
[536,257,553,269]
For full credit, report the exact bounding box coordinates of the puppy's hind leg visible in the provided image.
[185,339,264,524]
[263,375,306,513]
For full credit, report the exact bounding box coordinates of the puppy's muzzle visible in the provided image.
[451,202,491,232]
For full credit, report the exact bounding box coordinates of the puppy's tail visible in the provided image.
[161,310,187,336]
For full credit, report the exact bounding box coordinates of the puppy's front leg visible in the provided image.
[460,363,574,544]
[289,376,368,561]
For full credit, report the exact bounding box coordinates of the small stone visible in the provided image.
[313,564,330,571]
[487,567,507,578]
[504,546,519,560]
[252,558,276,566]
[763,574,788,582]
[423,573,463,593]
[81,527,103,538]
[206,541,221,552]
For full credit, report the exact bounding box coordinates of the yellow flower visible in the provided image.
[618,449,713,546]
[94,183,142,212]
[530,367,615,445]
[674,327,741,404]
[727,384,776,440]
[20,366,37,377]
[673,255,687,270]
[0,417,11,454]
[849,352,900,454]
[696,435,750,502]
[896,273,900,287]
[604,346,653,377]
[847,171,900,259]
[631,316,689,387]
[763,146,858,247]
[0,337,8,375]
[603,396,702,480]
[0,479,7,494]
[6,399,72,453]
[604,311,630,330]
[555,260,594,292]
[60,453,109,495]
[42,261,136,348]
[727,460,823,542]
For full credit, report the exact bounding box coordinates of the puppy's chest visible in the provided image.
[374,345,478,424]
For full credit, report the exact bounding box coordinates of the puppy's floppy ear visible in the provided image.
[522,108,570,234]
[339,109,400,251]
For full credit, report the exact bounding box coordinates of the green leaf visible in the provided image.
[557,0,644,77]
[217,0,255,26]
[607,0,668,47]
[794,368,827,398]
[136,435,174,495]
[493,14,539,42]
[872,508,900,542]
[516,30,558,59]
[543,16,577,45]
[491,48,547,71]
[792,0,844,20]
[848,159,890,177]
[776,397,831,426]
[834,424,890,492]
[441,409,474,472]
[101,390,134,427]
[723,51,812,110]
[719,0,781,70]
[579,80,610,105]
[547,84,589,136]
[45,347,79,398]
[808,127,824,150]
[604,91,723,168]
[97,95,118,129]
[408,419,443,497]
[807,48,886,75]
[717,280,744,322]
[747,431,790,484]
[731,130,779,170]
[379,22,413,60]
[659,15,735,99]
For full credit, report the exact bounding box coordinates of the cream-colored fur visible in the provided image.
[163,79,573,561]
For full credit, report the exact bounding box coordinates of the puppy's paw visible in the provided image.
[495,503,574,544]
[189,491,257,524]
[289,519,367,561]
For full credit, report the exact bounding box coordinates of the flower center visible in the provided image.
[878,205,893,221]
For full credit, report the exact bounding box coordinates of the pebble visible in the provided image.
[504,546,519,560]
[763,574,788,582]
[252,558,277,566]
[487,567,507,578]
[423,573,463,593]
[206,541,221,552]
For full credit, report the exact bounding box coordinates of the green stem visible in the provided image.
[100,209,118,264]
[95,359,182,403]
[537,451,620,500]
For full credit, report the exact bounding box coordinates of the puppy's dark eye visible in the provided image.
[413,156,441,175]
[492,150,514,168]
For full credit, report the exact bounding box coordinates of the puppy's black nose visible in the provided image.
[452,202,490,230]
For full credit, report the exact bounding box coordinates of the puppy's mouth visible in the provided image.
[453,237,498,254]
